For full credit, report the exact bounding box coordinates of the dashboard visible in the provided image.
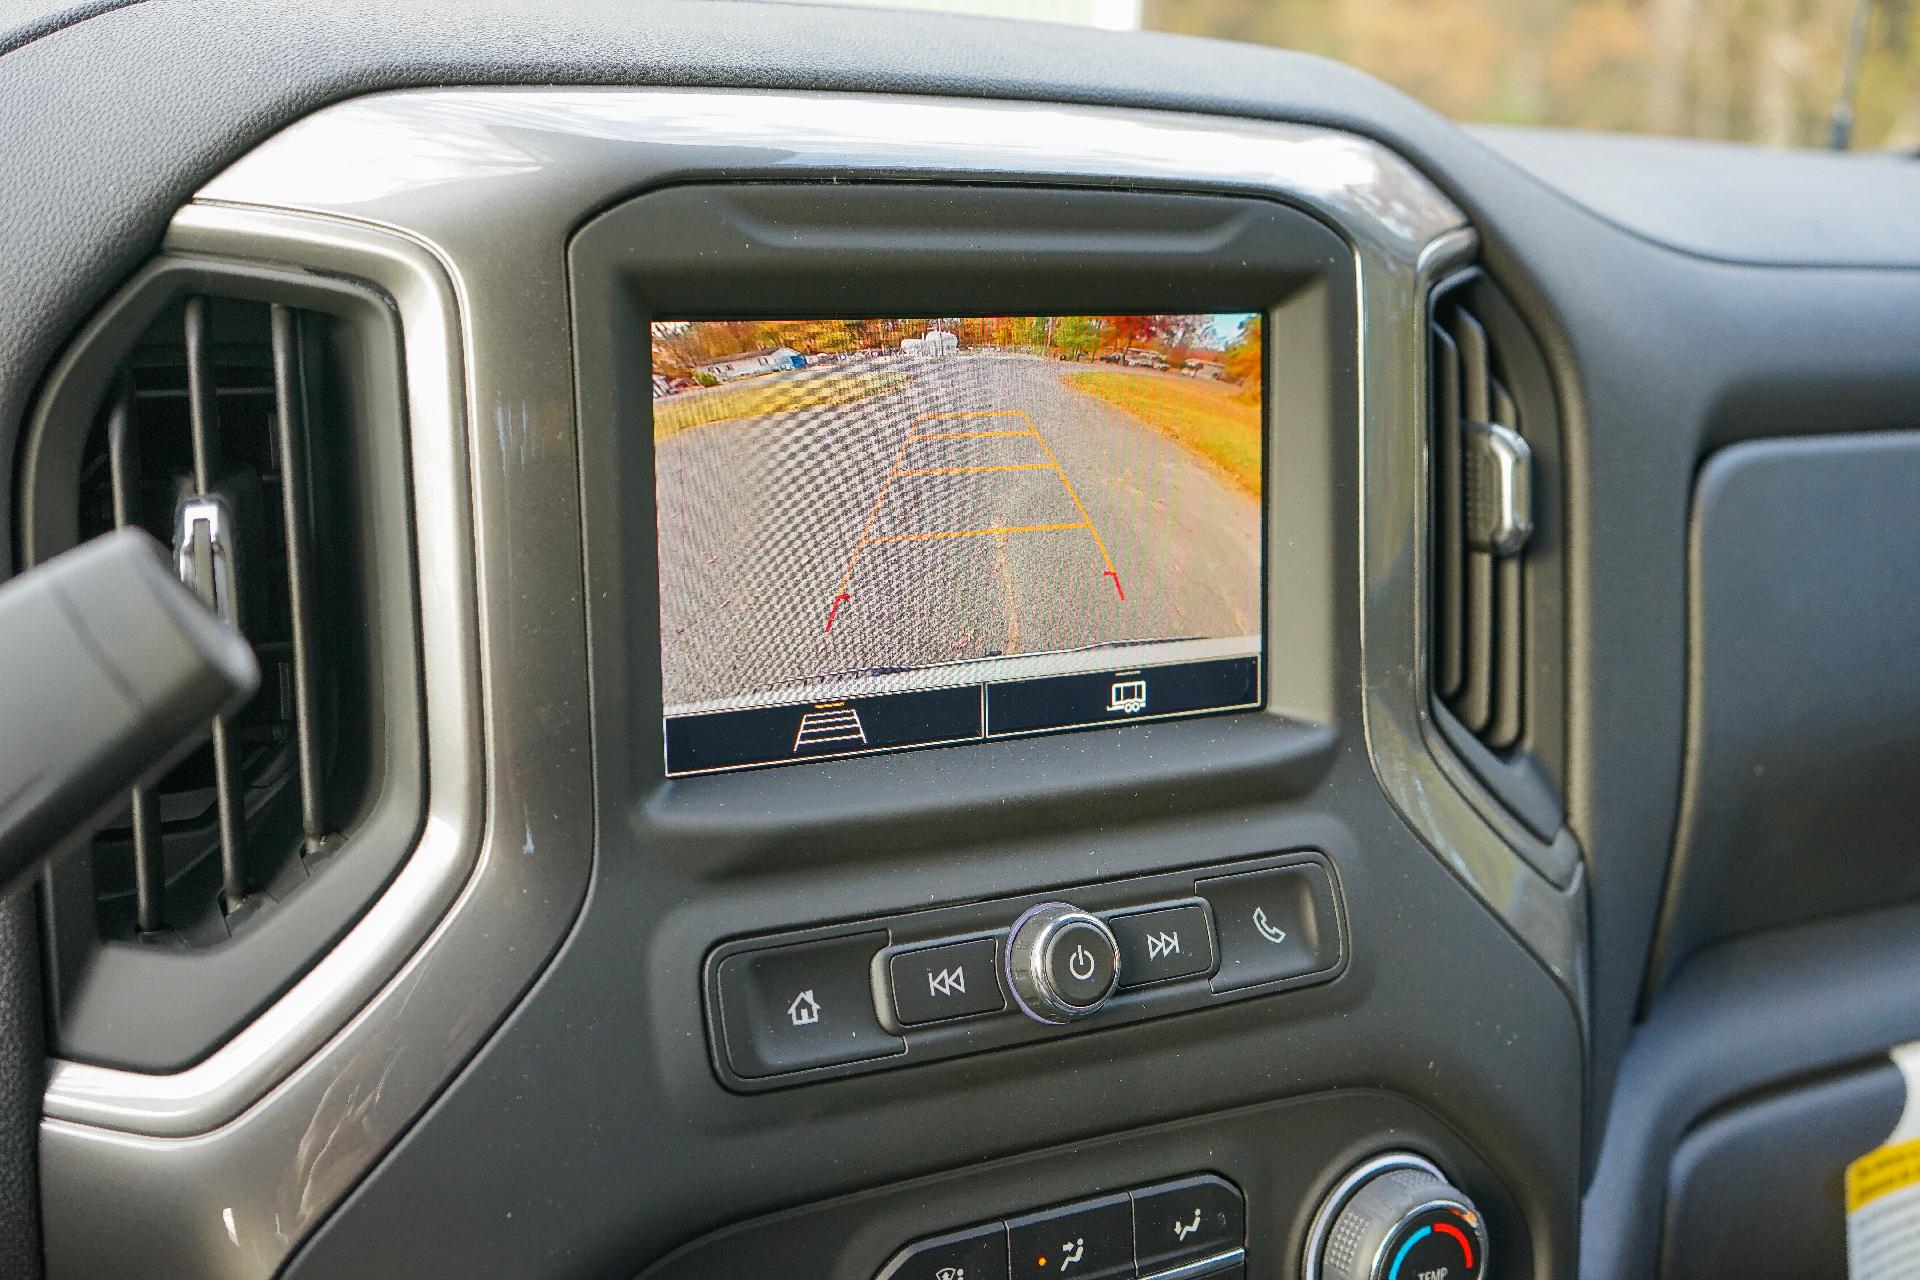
[3,4,1920,1280]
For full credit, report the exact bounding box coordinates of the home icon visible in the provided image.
[787,989,822,1027]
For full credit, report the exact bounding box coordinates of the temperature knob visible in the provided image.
[1305,1153,1487,1280]
[1005,903,1120,1024]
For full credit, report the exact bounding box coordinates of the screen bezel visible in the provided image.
[649,310,1270,776]
[570,179,1354,800]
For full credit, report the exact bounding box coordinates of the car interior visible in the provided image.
[3,1,1919,1277]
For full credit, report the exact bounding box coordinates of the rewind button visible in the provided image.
[888,938,1006,1026]
[1110,904,1217,988]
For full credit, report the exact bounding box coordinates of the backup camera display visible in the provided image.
[653,315,1264,775]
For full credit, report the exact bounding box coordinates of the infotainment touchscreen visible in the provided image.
[652,315,1264,775]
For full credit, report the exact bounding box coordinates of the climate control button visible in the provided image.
[1008,1193,1133,1280]
[1006,903,1120,1024]
[1132,1174,1245,1271]
[876,1222,1009,1280]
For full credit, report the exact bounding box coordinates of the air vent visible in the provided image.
[22,261,425,1071]
[77,296,340,940]
[1431,291,1533,752]
[1424,271,1568,848]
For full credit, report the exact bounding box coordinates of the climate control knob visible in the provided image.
[1005,902,1120,1024]
[1305,1154,1487,1280]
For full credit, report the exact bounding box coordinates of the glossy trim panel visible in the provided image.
[37,205,595,1277]
[1371,230,1590,998]
[39,208,486,1133]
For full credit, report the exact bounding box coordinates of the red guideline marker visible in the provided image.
[1104,570,1125,601]
[824,593,850,633]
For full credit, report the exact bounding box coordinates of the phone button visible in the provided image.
[1008,1194,1134,1280]
[1196,860,1341,992]
[876,1222,1009,1280]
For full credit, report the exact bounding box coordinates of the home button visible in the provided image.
[713,933,904,1078]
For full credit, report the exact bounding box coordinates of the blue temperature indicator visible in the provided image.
[1387,1225,1432,1280]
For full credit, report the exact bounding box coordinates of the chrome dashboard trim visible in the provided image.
[36,87,1581,1278]
[1144,1247,1248,1280]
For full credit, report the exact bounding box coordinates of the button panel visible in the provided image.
[878,1175,1246,1280]
[704,850,1345,1091]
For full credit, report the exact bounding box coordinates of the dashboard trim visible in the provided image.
[33,86,1582,1279]
[36,205,596,1277]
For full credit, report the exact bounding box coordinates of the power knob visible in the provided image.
[1305,1153,1488,1280]
[1005,902,1120,1024]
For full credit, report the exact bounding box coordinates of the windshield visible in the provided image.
[822,0,1920,150]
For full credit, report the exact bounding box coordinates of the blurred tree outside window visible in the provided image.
[1143,0,1920,148]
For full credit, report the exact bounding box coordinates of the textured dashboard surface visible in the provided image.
[1474,125,1920,268]
[0,895,41,1280]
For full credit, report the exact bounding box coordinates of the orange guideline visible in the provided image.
[823,409,1124,632]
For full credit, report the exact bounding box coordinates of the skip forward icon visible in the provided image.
[1146,930,1181,961]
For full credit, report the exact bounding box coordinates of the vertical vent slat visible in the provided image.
[1450,309,1491,423]
[107,378,167,935]
[1432,289,1531,754]
[1487,554,1525,748]
[270,306,327,855]
[1484,375,1526,750]
[183,297,250,912]
[1432,325,1466,700]
[1459,544,1495,733]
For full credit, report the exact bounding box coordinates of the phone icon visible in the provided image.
[1252,907,1288,945]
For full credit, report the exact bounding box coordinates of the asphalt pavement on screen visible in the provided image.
[655,353,1261,710]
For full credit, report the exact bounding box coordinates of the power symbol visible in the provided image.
[1068,944,1096,981]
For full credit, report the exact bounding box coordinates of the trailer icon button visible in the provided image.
[1106,678,1147,714]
